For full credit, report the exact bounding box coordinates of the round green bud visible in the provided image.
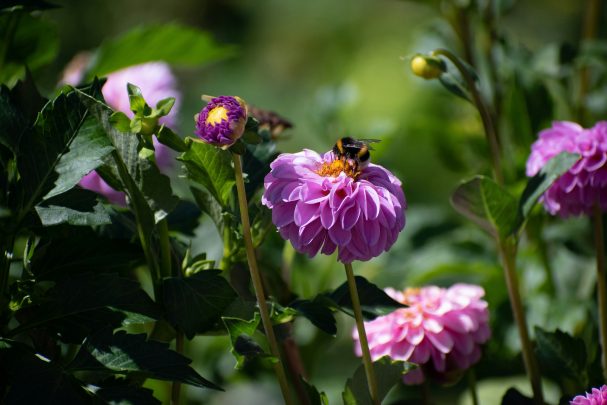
[410,54,446,79]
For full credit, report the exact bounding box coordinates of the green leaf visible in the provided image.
[127,83,148,115]
[327,276,406,320]
[301,378,329,405]
[0,83,37,153]
[223,315,269,368]
[290,298,337,336]
[35,188,111,226]
[190,186,227,237]
[0,0,58,12]
[68,330,222,390]
[438,72,471,102]
[451,175,518,239]
[0,339,93,404]
[155,97,176,117]
[109,111,131,133]
[162,270,238,339]
[75,87,179,223]
[516,152,580,230]
[95,378,160,405]
[12,273,161,335]
[0,12,59,86]
[534,327,588,389]
[85,23,235,79]
[157,125,187,152]
[243,140,277,201]
[180,140,235,207]
[342,356,410,405]
[30,227,143,280]
[15,86,114,217]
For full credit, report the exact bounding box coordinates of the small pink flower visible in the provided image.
[571,385,607,405]
[63,60,180,205]
[353,284,490,385]
[261,148,406,263]
[526,121,607,217]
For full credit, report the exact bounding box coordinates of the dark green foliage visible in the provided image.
[535,327,589,393]
[162,270,238,339]
[68,330,222,390]
[85,23,235,79]
[451,175,518,239]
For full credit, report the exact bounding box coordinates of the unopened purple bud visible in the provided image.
[195,96,247,149]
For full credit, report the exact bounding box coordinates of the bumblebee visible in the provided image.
[333,137,380,171]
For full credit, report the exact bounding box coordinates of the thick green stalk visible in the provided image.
[432,48,503,185]
[344,262,379,405]
[593,205,607,383]
[232,154,293,405]
[499,238,544,404]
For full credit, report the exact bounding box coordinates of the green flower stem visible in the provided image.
[232,153,293,405]
[112,150,160,288]
[171,332,184,405]
[344,262,380,405]
[432,48,503,185]
[157,218,184,404]
[158,218,172,279]
[468,368,479,405]
[593,205,607,383]
[499,238,544,405]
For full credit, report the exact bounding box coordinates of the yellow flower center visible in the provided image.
[206,106,228,125]
[316,158,360,179]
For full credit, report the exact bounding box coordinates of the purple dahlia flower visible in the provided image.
[353,284,490,385]
[62,61,180,205]
[526,121,607,217]
[195,96,247,148]
[571,385,607,405]
[261,149,406,263]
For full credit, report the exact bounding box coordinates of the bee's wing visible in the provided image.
[355,138,382,150]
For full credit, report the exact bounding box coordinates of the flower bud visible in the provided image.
[410,54,446,79]
[195,96,248,149]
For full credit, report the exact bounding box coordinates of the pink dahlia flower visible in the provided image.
[571,385,607,405]
[353,284,490,385]
[195,96,247,149]
[261,148,406,263]
[526,121,607,217]
[63,60,180,205]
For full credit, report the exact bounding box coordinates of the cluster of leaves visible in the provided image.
[0,3,419,404]
[400,0,607,403]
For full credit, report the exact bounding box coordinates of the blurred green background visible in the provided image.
[34,0,593,403]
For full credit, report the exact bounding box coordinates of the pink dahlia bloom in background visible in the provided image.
[526,121,607,217]
[261,149,406,263]
[353,284,490,385]
[62,59,180,205]
[571,385,607,405]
